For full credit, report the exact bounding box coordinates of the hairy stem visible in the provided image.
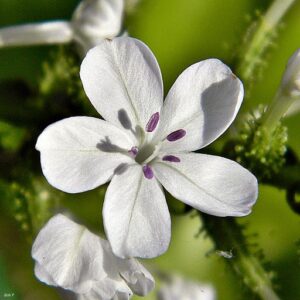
[237,0,295,82]
[200,214,280,300]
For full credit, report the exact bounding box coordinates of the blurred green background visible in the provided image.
[0,0,300,299]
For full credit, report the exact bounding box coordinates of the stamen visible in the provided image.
[162,155,180,162]
[145,112,160,132]
[166,129,186,142]
[128,146,138,157]
[142,165,154,179]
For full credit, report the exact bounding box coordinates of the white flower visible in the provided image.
[281,48,300,98]
[0,0,123,54]
[280,48,300,117]
[286,100,300,116]
[157,276,216,300]
[263,49,300,124]
[36,37,258,259]
[32,214,154,300]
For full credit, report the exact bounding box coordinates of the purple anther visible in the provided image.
[166,129,186,142]
[146,112,160,132]
[128,146,138,157]
[162,155,181,163]
[143,165,154,179]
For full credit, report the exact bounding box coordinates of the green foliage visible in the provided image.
[39,46,94,116]
[9,182,34,241]
[200,214,280,300]
[8,179,60,241]
[0,256,19,300]
[0,121,27,152]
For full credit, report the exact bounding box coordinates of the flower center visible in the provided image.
[134,143,161,165]
[128,113,185,179]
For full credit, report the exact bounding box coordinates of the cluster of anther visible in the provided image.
[128,112,186,180]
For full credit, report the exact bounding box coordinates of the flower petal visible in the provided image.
[0,21,72,47]
[80,37,163,139]
[72,0,124,52]
[117,258,155,296]
[34,263,57,287]
[36,116,135,193]
[155,59,243,152]
[287,100,300,116]
[103,165,171,259]
[281,48,300,96]
[158,276,216,300]
[153,153,258,217]
[32,214,105,294]
[78,278,133,300]
[99,238,154,296]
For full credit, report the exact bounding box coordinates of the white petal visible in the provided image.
[72,0,124,52]
[158,277,216,300]
[103,165,171,259]
[286,100,300,116]
[153,153,258,217]
[0,21,72,47]
[99,238,155,296]
[281,48,300,96]
[79,278,132,300]
[36,117,135,193]
[116,258,155,296]
[34,263,57,287]
[32,214,106,294]
[155,59,243,152]
[80,37,163,140]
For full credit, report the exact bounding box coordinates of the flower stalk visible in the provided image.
[262,92,294,131]
[200,213,281,300]
[237,0,296,83]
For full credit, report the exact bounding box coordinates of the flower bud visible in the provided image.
[71,0,124,53]
[262,49,300,128]
[0,0,124,55]
[280,48,300,97]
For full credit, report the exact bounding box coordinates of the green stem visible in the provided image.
[237,0,295,82]
[263,92,295,131]
[200,214,280,300]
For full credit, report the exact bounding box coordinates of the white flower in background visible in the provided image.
[263,49,300,126]
[32,214,154,300]
[286,100,300,116]
[0,0,124,54]
[281,48,300,98]
[157,276,216,300]
[36,37,258,259]
[281,48,300,116]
